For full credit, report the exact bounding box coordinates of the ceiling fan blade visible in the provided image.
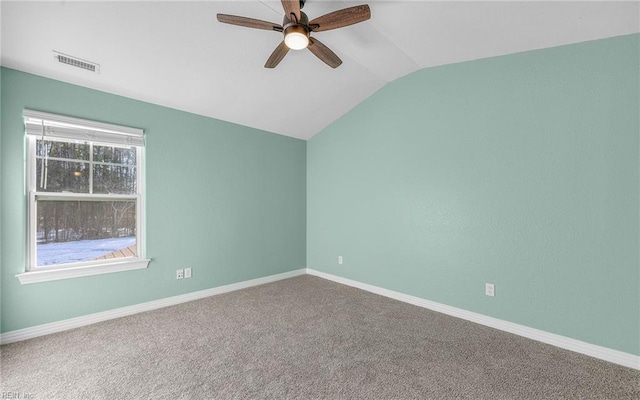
[217,14,283,32]
[309,4,371,32]
[265,41,290,68]
[281,0,301,23]
[307,37,342,68]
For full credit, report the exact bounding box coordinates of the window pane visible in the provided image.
[36,159,90,193]
[93,144,136,165]
[93,165,137,194]
[37,138,89,160]
[36,199,137,267]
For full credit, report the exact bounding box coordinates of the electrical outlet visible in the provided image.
[185,267,192,279]
[485,283,495,297]
[176,269,184,280]
[338,256,343,265]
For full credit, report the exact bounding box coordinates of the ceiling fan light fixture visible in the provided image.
[284,25,309,50]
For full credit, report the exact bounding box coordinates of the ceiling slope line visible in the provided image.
[366,18,422,76]
[258,0,289,18]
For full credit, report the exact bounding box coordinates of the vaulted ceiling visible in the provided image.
[2,1,638,140]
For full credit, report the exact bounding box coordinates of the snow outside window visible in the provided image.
[17,110,150,284]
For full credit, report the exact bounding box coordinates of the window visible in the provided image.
[17,110,149,284]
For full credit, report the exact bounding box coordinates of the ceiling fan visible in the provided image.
[217,0,371,69]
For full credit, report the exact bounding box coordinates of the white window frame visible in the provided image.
[17,110,150,284]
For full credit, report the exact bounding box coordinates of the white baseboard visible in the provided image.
[306,268,640,370]
[0,268,306,345]
[3,267,638,371]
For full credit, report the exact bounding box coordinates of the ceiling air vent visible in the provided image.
[53,51,100,73]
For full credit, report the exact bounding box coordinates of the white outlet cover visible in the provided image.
[338,256,343,265]
[176,269,184,279]
[485,283,495,297]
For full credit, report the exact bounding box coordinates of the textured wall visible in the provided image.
[1,68,307,332]
[307,34,639,355]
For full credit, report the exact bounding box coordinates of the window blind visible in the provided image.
[24,109,144,147]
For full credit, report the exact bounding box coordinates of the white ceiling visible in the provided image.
[1,1,638,140]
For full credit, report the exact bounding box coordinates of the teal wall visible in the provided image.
[307,34,640,355]
[0,67,307,333]
[0,65,3,330]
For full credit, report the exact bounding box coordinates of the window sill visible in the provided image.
[16,258,150,284]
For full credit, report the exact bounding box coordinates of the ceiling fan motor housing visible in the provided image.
[283,10,309,30]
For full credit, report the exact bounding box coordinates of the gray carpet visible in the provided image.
[1,275,638,399]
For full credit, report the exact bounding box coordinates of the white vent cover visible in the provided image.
[53,51,100,73]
